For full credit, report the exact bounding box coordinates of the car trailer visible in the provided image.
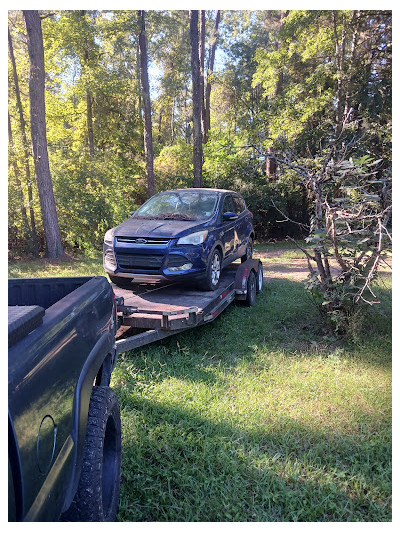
[114,258,263,355]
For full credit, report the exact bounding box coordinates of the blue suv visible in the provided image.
[103,188,254,291]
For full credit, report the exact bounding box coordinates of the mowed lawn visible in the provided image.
[9,243,392,521]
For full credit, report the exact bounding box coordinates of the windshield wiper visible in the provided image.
[159,213,196,221]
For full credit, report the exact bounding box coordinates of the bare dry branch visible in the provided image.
[271,199,310,230]
[286,237,316,275]
[355,217,383,303]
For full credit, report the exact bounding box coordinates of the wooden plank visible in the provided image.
[121,311,199,330]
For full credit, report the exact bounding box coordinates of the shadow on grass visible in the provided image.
[116,395,391,522]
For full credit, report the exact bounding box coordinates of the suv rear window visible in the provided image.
[232,195,245,214]
[222,195,235,213]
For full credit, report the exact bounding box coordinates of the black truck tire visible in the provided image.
[61,386,121,522]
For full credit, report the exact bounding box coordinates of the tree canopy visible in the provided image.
[8,9,391,257]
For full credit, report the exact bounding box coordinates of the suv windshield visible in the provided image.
[135,191,219,221]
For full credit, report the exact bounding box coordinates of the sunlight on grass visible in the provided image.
[8,252,104,278]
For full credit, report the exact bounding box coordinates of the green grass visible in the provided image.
[254,239,307,260]
[112,278,391,522]
[8,251,105,278]
[9,243,392,521]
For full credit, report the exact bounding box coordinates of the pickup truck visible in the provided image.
[8,276,121,522]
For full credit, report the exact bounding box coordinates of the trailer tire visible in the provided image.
[61,386,121,522]
[256,263,263,294]
[244,271,257,307]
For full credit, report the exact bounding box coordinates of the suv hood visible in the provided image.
[113,217,209,239]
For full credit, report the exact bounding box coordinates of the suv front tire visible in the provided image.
[198,248,222,291]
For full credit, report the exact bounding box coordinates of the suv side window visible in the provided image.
[232,195,245,214]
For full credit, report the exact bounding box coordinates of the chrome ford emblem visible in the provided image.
[135,238,147,244]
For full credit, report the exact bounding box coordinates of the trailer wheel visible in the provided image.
[244,270,257,307]
[61,386,121,522]
[256,263,263,294]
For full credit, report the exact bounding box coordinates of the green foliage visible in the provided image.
[51,152,144,250]
[154,140,193,190]
[203,134,309,239]
[253,10,391,157]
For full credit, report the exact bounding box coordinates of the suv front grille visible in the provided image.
[116,252,163,270]
[116,236,170,245]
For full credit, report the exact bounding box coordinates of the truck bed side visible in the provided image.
[8,276,116,521]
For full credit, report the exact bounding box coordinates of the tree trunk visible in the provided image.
[158,109,163,143]
[344,10,361,119]
[8,113,31,244]
[170,92,175,144]
[86,87,95,157]
[8,26,39,255]
[136,40,142,119]
[199,10,206,143]
[138,10,155,198]
[81,11,95,158]
[265,146,277,177]
[184,87,191,142]
[23,10,64,258]
[333,11,347,138]
[204,10,221,143]
[266,10,287,178]
[189,10,203,187]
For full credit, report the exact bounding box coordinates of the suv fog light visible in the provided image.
[168,263,193,271]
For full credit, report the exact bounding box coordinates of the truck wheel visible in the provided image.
[244,271,257,307]
[256,263,263,294]
[62,386,121,522]
[198,248,221,291]
[241,238,253,263]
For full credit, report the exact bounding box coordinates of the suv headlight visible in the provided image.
[104,229,114,245]
[177,230,208,245]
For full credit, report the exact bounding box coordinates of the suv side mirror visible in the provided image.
[129,211,136,217]
[223,211,238,222]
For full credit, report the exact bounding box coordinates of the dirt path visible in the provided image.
[254,249,392,282]
[255,253,325,282]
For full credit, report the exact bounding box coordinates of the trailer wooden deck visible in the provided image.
[113,263,238,330]
[113,259,262,354]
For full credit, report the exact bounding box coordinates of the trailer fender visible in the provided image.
[234,259,262,299]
